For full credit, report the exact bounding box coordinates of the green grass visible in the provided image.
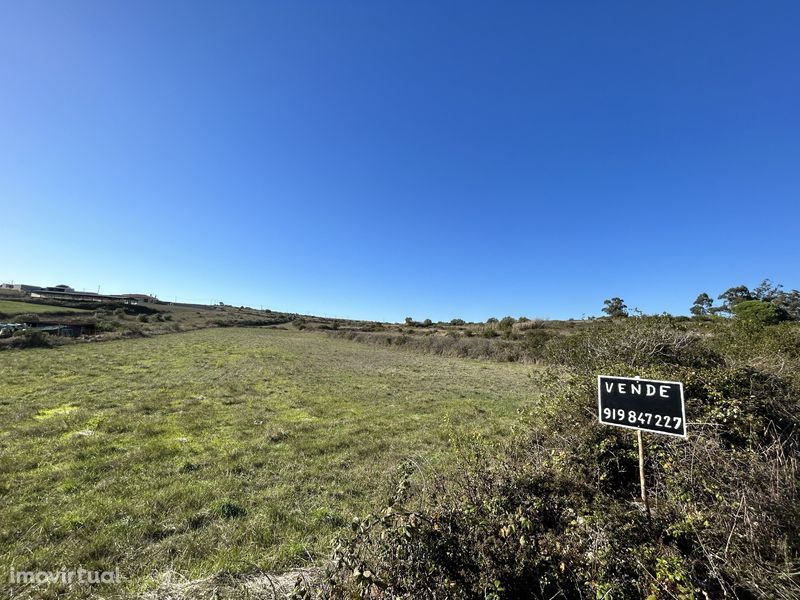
[0,300,89,316]
[0,328,538,596]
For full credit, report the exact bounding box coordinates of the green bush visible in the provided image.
[520,329,552,360]
[498,316,516,330]
[8,330,52,349]
[16,313,40,324]
[93,318,120,332]
[711,320,800,386]
[732,300,789,325]
[544,316,720,373]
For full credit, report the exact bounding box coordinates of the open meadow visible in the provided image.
[0,328,538,597]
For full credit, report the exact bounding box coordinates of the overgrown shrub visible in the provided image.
[327,331,524,361]
[710,320,800,386]
[6,330,52,349]
[515,319,544,333]
[15,313,40,324]
[544,316,720,373]
[316,318,800,599]
[733,300,790,325]
[498,316,516,331]
[520,329,552,361]
[93,318,120,332]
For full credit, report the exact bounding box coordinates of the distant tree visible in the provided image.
[518,316,530,323]
[499,316,516,328]
[774,289,800,321]
[690,293,714,317]
[422,319,433,327]
[752,278,783,302]
[602,297,628,318]
[732,300,790,326]
[717,285,753,314]
[404,317,414,326]
[449,318,465,326]
[486,317,499,324]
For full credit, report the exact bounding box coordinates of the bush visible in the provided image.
[520,329,552,360]
[327,331,524,362]
[7,330,52,349]
[16,313,40,324]
[498,316,516,331]
[516,319,545,333]
[732,300,790,326]
[545,316,720,373]
[710,320,800,385]
[94,318,120,332]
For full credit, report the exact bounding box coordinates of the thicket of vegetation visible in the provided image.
[310,314,800,599]
[690,279,800,320]
[328,318,562,364]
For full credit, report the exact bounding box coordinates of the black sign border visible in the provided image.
[597,375,688,439]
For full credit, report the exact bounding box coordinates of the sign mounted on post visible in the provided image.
[597,375,686,438]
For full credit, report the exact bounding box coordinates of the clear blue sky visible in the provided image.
[2,2,798,322]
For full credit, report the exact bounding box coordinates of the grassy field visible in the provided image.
[0,299,90,316]
[0,328,538,596]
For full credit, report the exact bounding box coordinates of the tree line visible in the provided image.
[602,279,800,322]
